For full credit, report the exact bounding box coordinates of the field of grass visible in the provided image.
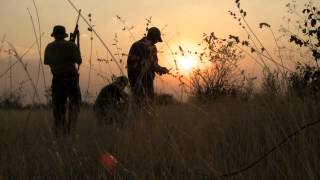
[0,96,319,180]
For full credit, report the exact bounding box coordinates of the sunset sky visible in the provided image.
[0,0,316,102]
[0,0,291,45]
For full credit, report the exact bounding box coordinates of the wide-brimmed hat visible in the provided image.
[51,25,68,38]
[147,27,163,42]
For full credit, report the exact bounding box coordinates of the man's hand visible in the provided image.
[70,25,79,43]
[158,67,170,75]
[74,26,80,36]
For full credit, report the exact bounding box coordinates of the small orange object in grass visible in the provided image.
[100,152,118,175]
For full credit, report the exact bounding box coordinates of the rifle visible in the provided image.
[70,9,81,44]
[70,9,82,71]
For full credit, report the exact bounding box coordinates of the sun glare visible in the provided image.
[179,56,197,71]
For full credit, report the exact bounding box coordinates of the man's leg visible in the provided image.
[143,75,155,103]
[52,79,67,134]
[129,74,143,104]
[67,79,81,134]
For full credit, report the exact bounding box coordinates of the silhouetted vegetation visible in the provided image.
[154,93,178,105]
[0,93,23,109]
[287,2,320,99]
[289,2,320,61]
[190,33,246,101]
[289,63,320,98]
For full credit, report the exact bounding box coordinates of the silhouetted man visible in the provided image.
[127,27,169,104]
[93,76,128,125]
[44,25,82,135]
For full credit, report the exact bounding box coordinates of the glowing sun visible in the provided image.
[179,56,197,71]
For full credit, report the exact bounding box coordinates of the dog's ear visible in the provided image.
[111,74,117,82]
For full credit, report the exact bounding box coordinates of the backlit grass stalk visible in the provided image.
[85,13,94,100]
[231,0,294,73]
[27,8,41,89]
[7,41,41,104]
[112,33,126,72]
[65,0,124,75]
[9,50,13,96]
[0,35,6,57]
[0,38,40,79]
[116,15,136,42]
[32,0,47,91]
[27,7,48,104]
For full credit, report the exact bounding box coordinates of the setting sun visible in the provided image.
[179,56,197,71]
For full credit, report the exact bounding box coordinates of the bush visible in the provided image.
[0,92,23,109]
[289,2,320,62]
[191,33,245,101]
[260,71,285,97]
[289,63,320,98]
[154,93,179,105]
[286,1,320,99]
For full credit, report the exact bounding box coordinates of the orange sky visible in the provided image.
[0,0,316,103]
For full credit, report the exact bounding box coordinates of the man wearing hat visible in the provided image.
[127,27,169,104]
[44,25,82,135]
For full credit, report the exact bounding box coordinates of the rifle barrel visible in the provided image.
[76,9,81,25]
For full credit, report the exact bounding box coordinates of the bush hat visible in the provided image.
[51,25,68,38]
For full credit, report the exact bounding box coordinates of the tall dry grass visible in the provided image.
[0,97,319,179]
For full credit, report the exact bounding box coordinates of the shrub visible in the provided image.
[260,71,285,97]
[191,33,245,101]
[0,92,23,109]
[286,1,320,98]
[289,63,320,98]
[289,2,320,62]
[154,93,178,105]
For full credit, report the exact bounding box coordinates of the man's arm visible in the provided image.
[72,43,82,65]
[44,45,50,65]
[127,43,143,69]
[151,46,169,75]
